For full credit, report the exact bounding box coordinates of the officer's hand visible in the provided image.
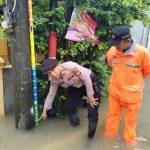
[39,111,47,120]
[87,96,99,108]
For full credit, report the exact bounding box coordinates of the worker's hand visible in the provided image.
[39,110,47,120]
[87,96,99,108]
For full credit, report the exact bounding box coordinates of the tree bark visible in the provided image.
[9,0,34,129]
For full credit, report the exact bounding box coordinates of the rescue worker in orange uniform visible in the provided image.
[104,25,150,144]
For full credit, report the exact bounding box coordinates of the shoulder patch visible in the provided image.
[72,67,81,76]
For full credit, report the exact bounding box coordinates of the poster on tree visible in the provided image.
[65,8,99,45]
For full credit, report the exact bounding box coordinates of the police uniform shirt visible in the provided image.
[43,61,94,111]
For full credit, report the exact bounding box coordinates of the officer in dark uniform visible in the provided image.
[40,58,100,139]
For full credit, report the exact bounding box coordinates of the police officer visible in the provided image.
[40,59,100,139]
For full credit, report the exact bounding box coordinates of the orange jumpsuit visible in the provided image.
[104,43,150,144]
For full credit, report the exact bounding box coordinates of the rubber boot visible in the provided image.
[88,121,98,139]
[68,113,80,127]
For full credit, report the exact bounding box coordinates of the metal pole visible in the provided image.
[48,0,58,58]
[65,0,74,61]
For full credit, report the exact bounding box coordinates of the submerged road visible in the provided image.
[0,78,150,150]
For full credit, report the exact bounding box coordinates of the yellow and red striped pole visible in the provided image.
[27,0,39,125]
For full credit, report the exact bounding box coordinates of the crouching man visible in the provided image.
[40,59,100,139]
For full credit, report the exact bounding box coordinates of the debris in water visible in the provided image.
[113,145,120,149]
[136,136,148,142]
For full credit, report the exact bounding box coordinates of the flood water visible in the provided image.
[0,79,150,150]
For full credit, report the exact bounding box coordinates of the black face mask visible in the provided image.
[123,49,128,53]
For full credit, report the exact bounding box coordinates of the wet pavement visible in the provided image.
[0,78,150,150]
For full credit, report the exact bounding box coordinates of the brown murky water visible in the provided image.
[0,79,150,150]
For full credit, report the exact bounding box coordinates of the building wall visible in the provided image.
[0,39,8,58]
[0,39,14,114]
[131,21,150,50]
[3,67,14,114]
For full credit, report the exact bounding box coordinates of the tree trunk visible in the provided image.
[9,0,34,129]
